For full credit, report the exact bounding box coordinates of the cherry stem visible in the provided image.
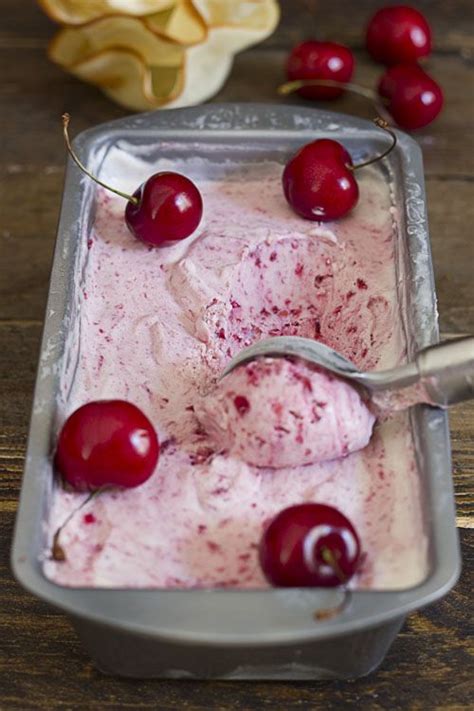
[321,547,347,584]
[51,486,105,562]
[313,590,352,621]
[277,78,392,127]
[351,117,397,170]
[62,113,138,205]
[278,78,380,103]
[277,81,397,170]
[313,547,352,621]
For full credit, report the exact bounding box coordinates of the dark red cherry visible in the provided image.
[366,5,432,65]
[55,400,159,491]
[379,64,443,129]
[125,172,203,246]
[283,139,359,221]
[286,41,355,100]
[62,115,202,249]
[259,503,361,587]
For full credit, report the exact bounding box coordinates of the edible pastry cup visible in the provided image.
[11,104,460,679]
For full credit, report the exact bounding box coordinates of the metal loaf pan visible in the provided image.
[12,104,460,680]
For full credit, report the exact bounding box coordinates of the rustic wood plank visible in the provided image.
[266,0,474,53]
[0,324,42,430]
[0,171,58,322]
[2,0,473,54]
[450,402,474,527]
[427,179,474,334]
[0,53,473,177]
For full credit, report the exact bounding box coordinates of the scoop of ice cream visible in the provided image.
[196,357,375,468]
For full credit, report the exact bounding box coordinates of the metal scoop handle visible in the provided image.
[358,337,474,406]
[416,336,474,406]
[223,335,474,409]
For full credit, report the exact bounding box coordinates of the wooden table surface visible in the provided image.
[1,1,473,708]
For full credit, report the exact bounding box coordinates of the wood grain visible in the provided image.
[1,0,473,708]
[0,530,472,709]
[2,0,474,53]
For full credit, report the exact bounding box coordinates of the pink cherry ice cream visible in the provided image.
[43,147,428,590]
[196,358,375,468]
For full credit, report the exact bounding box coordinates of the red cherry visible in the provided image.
[283,139,359,221]
[366,5,432,65]
[286,41,355,100]
[62,115,202,248]
[55,400,159,491]
[259,503,361,587]
[125,172,203,246]
[379,64,443,129]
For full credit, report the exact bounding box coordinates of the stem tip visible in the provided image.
[52,531,66,561]
[61,113,137,204]
[352,117,397,170]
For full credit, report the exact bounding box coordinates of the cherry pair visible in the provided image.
[285,5,443,131]
[288,4,432,98]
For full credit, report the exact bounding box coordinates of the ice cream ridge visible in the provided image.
[45,118,428,591]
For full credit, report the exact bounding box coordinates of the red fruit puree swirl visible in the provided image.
[44,153,428,589]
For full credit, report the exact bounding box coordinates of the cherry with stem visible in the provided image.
[52,399,161,560]
[62,114,203,247]
[259,503,361,587]
[282,117,397,222]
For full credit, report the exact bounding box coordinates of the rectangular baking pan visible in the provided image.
[11,103,460,680]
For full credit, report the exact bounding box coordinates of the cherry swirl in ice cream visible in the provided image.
[44,150,427,590]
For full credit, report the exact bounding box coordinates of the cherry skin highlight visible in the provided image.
[283,139,359,222]
[259,503,361,587]
[379,64,443,129]
[286,41,355,100]
[55,400,159,491]
[366,5,432,65]
[125,172,203,246]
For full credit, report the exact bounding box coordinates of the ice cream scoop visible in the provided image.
[196,357,375,468]
[222,335,474,410]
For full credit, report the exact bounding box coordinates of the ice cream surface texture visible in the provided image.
[196,358,375,468]
[44,147,428,590]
